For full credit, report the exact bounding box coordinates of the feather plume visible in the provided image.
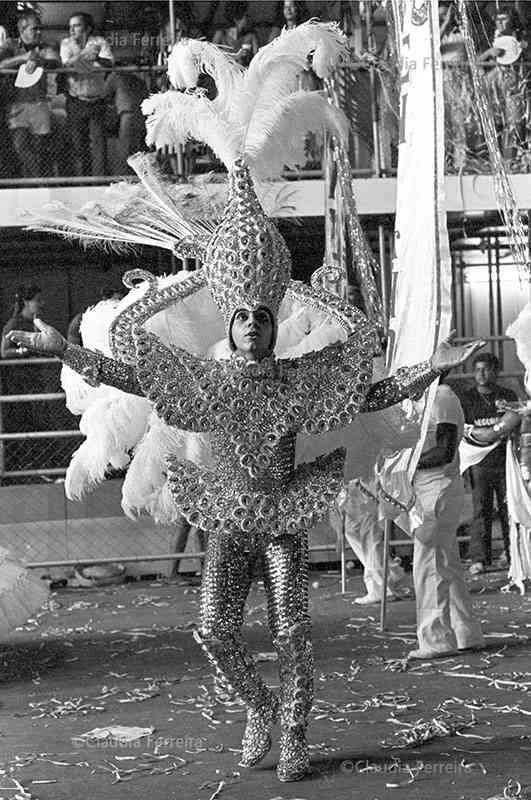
[167,39,243,113]
[244,91,349,178]
[233,21,348,141]
[143,91,241,169]
[65,394,151,501]
[28,157,224,256]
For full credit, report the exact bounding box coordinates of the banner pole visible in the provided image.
[380,519,392,631]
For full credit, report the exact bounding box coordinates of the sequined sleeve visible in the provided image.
[361,361,440,412]
[63,344,143,395]
[134,328,221,432]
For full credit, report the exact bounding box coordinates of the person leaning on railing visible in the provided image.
[60,11,113,177]
[0,11,59,179]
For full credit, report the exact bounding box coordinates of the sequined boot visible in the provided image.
[273,622,313,782]
[193,629,277,767]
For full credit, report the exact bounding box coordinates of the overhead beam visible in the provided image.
[1,174,531,227]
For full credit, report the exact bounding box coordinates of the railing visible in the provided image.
[0,60,528,186]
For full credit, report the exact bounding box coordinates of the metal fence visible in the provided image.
[1,62,530,185]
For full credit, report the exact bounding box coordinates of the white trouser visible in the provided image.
[343,484,404,599]
[413,472,484,652]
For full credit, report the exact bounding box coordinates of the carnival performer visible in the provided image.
[9,25,484,782]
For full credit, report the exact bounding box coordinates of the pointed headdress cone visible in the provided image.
[204,159,292,331]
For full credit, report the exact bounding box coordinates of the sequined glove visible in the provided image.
[7,318,66,357]
[430,330,486,373]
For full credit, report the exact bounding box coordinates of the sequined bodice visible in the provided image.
[212,431,296,492]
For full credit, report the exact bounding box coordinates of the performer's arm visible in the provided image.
[63,343,142,395]
[7,320,142,395]
[362,333,485,413]
[417,423,457,469]
[361,360,439,412]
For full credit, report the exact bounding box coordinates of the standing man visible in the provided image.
[60,12,113,176]
[461,353,517,574]
[0,12,59,177]
[408,381,484,660]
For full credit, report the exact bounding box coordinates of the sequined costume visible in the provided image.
[62,158,439,780]
[29,26,443,782]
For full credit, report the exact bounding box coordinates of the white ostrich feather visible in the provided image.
[65,394,151,501]
[252,20,348,81]
[142,21,350,179]
[244,91,348,178]
[167,38,243,113]
[235,20,348,131]
[143,91,241,169]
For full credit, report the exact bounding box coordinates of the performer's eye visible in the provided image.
[235,310,248,322]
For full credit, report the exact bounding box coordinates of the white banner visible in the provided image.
[380,0,452,514]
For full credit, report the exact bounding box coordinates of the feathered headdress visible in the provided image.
[143,21,350,330]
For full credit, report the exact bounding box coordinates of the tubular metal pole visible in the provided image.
[379,519,392,632]
[378,222,389,323]
[168,0,176,45]
[340,511,347,594]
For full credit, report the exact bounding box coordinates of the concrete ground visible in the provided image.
[1,568,530,800]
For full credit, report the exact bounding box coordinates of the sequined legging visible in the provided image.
[196,529,312,721]
[200,529,309,638]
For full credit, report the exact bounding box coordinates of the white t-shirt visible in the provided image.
[60,35,113,100]
[418,384,464,480]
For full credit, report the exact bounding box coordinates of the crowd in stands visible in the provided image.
[0,1,529,180]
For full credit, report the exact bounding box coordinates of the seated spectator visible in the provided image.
[268,1,310,41]
[0,11,59,178]
[212,2,259,67]
[60,12,114,176]
[105,71,148,174]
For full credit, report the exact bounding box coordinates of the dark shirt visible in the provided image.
[0,38,56,104]
[461,384,517,470]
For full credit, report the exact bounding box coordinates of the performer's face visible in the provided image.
[230,306,274,360]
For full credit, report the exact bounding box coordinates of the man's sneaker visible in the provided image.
[469,562,484,576]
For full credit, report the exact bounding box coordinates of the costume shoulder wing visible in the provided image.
[134,328,222,432]
[284,327,376,435]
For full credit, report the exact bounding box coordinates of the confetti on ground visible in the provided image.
[72,726,155,744]
[382,713,478,748]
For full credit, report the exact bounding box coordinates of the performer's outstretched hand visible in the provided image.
[8,319,67,357]
[430,331,486,373]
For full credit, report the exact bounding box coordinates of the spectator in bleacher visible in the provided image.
[60,12,114,176]
[479,4,527,161]
[1,284,44,359]
[0,12,59,178]
[212,2,259,67]
[268,1,310,41]
[105,71,148,174]
[1,284,49,436]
